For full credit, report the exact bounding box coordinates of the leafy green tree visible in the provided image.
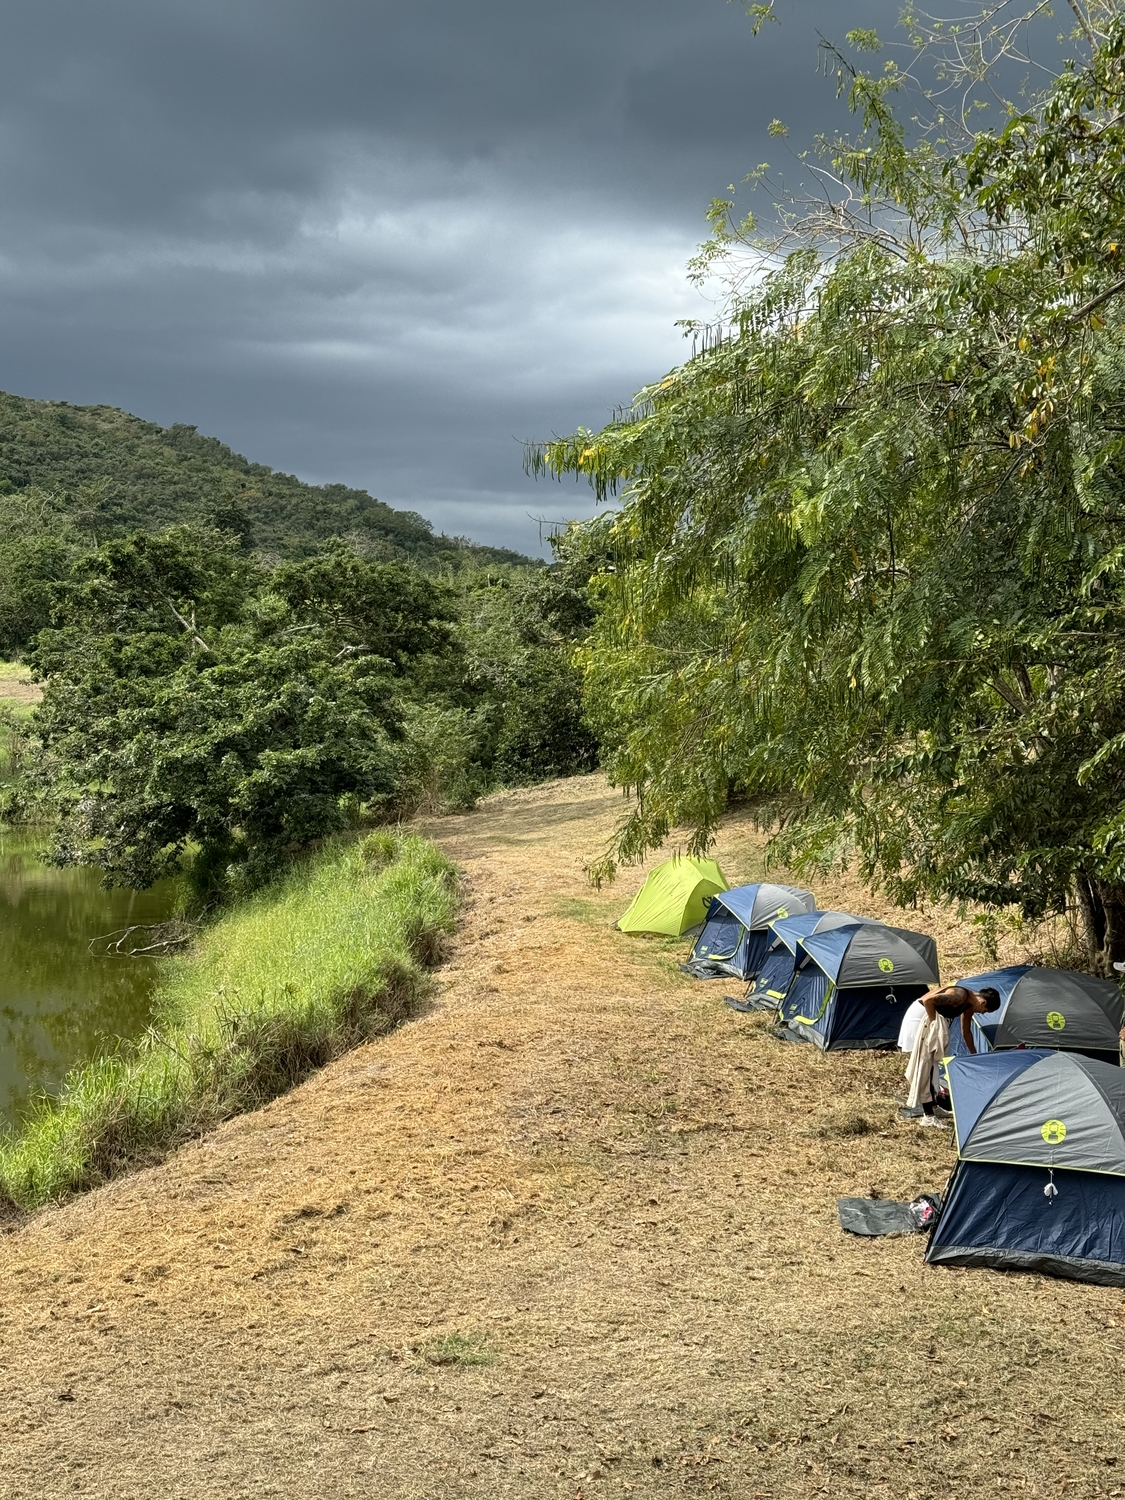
[268,541,457,669]
[0,489,87,656]
[21,528,456,891]
[533,5,1125,973]
[378,556,600,813]
[459,563,598,786]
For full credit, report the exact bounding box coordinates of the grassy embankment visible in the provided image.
[0,831,458,1211]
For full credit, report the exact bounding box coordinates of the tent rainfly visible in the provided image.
[746,910,866,1011]
[944,965,1124,1065]
[684,883,817,981]
[927,1049,1125,1286]
[615,856,728,937]
[777,921,939,1050]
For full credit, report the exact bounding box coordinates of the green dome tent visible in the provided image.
[616,856,728,936]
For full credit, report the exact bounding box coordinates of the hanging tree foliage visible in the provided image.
[534,2,1125,972]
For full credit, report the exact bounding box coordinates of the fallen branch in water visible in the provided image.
[88,921,197,957]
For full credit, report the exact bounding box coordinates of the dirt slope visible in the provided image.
[1,774,1123,1499]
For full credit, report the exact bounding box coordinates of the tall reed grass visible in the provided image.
[0,831,458,1211]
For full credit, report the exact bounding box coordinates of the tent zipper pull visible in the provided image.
[1044,1169,1058,1203]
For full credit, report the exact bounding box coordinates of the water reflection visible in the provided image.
[0,828,176,1125]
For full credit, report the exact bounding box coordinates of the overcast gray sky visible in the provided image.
[0,0,899,553]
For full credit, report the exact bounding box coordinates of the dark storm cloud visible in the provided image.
[0,0,900,551]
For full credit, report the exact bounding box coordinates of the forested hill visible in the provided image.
[0,392,532,565]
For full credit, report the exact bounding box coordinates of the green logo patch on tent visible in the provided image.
[1046,1011,1066,1031]
[878,957,895,973]
[1041,1119,1067,1145]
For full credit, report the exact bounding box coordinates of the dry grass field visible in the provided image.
[0,773,1123,1499]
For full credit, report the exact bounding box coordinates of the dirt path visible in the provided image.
[0,775,1123,1498]
[0,678,40,706]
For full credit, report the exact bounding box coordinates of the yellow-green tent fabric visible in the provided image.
[616,856,729,936]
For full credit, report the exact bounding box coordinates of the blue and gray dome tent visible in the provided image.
[945,965,1123,1064]
[777,921,939,1049]
[685,883,816,981]
[927,1050,1125,1286]
[746,910,866,1011]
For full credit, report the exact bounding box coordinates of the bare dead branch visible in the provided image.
[1065,0,1098,48]
[89,920,196,957]
[161,597,214,655]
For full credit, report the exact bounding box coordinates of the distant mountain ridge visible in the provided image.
[0,392,533,566]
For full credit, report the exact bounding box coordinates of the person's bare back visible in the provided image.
[918,982,1002,1052]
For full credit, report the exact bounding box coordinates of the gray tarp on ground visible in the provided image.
[837,1195,941,1236]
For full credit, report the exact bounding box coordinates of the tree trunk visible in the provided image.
[1076,875,1125,977]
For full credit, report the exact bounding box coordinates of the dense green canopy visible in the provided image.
[0,394,599,878]
[536,5,1125,972]
[2,523,598,891]
[19,531,456,890]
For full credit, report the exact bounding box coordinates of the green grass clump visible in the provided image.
[417,1332,496,1368]
[0,832,458,1211]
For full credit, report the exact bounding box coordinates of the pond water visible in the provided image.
[0,827,177,1127]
